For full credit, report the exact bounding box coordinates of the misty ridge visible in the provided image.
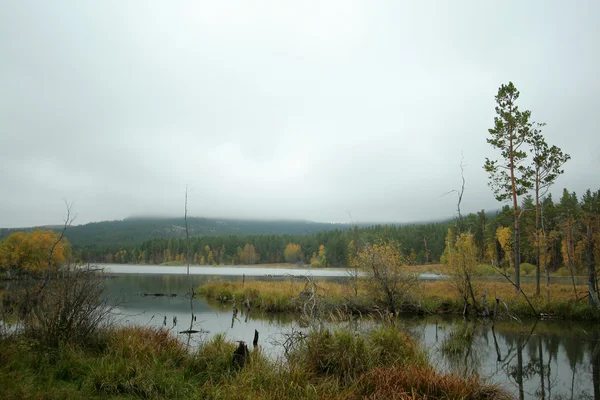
[0,214,456,249]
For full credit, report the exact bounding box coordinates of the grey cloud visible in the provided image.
[1,1,599,228]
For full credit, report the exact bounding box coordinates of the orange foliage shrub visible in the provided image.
[0,229,71,273]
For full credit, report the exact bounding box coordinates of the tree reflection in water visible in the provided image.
[427,318,600,400]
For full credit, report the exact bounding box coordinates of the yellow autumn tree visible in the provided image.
[496,226,513,269]
[238,243,259,264]
[352,240,415,314]
[444,231,481,315]
[284,243,303,263]
[115,249,128,264]
[0,230,71,274]
[205,245,214,265]
[310,244,327,267]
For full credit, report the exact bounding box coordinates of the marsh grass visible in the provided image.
[0,324,511,399]
[200,278,600,320]
[419,280,600,319]
[198,280,351,313]
[343,365,513,400]
[286,327,426,383]
[441,323,477,356]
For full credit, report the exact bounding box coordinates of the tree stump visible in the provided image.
[233,341,250,368]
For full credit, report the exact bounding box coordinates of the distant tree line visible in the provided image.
[70,187,599,273]
[77,222,451,267]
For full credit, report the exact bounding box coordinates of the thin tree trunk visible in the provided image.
[466,273,479,314]
[509,130,521,294]
[545,247,551,302]
[566,220,578,301]
[514,214,521,294]
[587,224,600,307]
[480,212,486,261]
[184,186,196,348]
[516,336,525,400]
[569,267,578,302]
[535,182,541,295]
[538,339,545,400]
[541,205,551,302]
[547,351,552,400]
[592,334,600,400]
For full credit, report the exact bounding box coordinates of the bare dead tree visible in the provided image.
[442,154,466,234]
[422,235,430,264]
[48,200,76,270]
[183,186,200,347]
[27,200,77,324]
[38,200,76,291]
[345,213,363,298]
[300,275,321,320]
[444,156,481,317]
[185,186,192,297]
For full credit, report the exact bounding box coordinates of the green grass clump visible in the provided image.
[198,281,315,313]
[184,333,238,383]
[441,323,476,355]
[519,262,536,276]
[287,326,427,383]
[88,327,189,398]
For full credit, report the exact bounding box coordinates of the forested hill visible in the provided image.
[73,187,599,269]
[0,217,357,248]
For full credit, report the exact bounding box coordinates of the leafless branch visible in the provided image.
[491,265,538,316]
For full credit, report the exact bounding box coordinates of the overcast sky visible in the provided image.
[1,1,599,228]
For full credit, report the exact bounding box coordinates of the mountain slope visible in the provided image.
[0,217,354,249]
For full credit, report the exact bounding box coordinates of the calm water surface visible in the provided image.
[103,266,599,400]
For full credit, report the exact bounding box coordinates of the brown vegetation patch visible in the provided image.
[342,366,512,400]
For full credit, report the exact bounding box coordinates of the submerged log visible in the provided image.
[178,329,202,334]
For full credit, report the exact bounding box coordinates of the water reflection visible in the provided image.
[104,272,303,357]
[103,271,600,399]
[407,316,600,399]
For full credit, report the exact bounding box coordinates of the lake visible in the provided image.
[101,265,600,400]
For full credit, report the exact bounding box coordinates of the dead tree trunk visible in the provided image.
[233,341,250,368]
[587,223,600,307]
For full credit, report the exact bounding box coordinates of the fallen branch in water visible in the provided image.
[137,292,177,297]
[178,329,208,334]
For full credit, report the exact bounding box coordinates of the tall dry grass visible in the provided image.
[343,365,512,400]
